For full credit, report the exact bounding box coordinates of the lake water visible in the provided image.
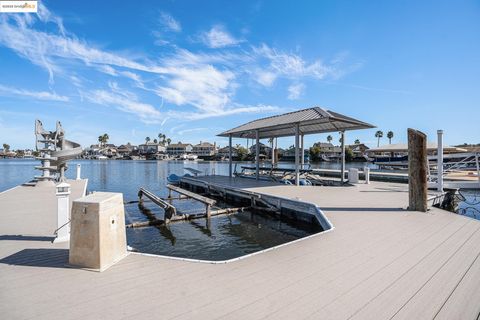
[2,159,478,260]
[0,159,325,261]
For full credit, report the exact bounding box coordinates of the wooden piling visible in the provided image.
[408,128,428,212]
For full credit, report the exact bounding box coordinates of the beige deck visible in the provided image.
[0,179,88,237]
[1,179,480,319]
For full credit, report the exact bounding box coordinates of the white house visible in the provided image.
[166,143,193,155]
[138,142,166,154]
[217,146,238,157]
[192,142,217,156]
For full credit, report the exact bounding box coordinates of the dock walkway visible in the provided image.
[1,178,480,319]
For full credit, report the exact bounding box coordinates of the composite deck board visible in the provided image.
[0,179,87,236]
[1,179,480,319]
[390,225,480,320]
[434,248,480,320]
[128,215,437,319]
[213,211,458,320]
[313,221,479,320]
[339,221,479,320]
[236,215,471,320]
[123,211,461,319]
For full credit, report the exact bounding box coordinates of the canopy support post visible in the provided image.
[228,134,233,178]
[275,138,278,166]
[341,131,346,184]
[255,130,260,180]
[300,134,305,168]
[295,123,300,186]
[437,130,444,192]
[271,138,275,168]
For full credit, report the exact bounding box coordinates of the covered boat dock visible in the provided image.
[218,107,375,185]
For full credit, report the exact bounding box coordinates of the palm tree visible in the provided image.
[327,135,333,144]
[145,137,151,144]
[2,143,10,152]
[387,131,394,144]
[102,134,109,146]
[166,138,171,145]
[97,134,109,148]
[354,139,360,145]
[153,138,158,144]
[375,130,384,147]
[158,133,166,145]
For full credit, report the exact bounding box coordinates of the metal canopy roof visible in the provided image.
[218,107,375,139]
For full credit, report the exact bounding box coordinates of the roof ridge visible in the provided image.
[219,106,320,135]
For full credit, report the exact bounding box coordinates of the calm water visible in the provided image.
[3,159,478,260]
[0,159,328,261]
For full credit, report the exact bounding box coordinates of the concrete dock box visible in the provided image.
[69,192,128,272]
[348,168,359,184]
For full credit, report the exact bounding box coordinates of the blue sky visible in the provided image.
[0,0,479,149]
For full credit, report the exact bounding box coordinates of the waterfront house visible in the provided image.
[138,142,166,155]
[192,141,217,156]
[0,150,17,158]
[313,142,336,153]
[116,144,137,156]
[249,143,272,156]
[281,147,309,162]
[347,143,370,156]
[217,146,238,158]
[84,144,118,158]
[314,142,342,158]
[166,143,193,155]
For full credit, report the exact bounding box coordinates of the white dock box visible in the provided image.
[69,192,127,272]
[348,168,359,184]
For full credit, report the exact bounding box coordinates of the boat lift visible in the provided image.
[133,185,247,228]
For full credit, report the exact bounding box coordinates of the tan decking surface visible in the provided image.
[1,180,480,319]
[0,179,88,237]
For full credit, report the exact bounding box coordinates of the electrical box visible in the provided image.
[69,192,128,272]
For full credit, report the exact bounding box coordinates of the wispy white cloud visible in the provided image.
[159,12,181,32]
[86,88,162,123]
[199,25,242,48]
[0,13,167,85]
[254,69,277,87]
[97,65,142,84]
[167,103,281,121]
[155,65,236,113]
[152,31,170,46]
[253,44,334,80]
[0,3,361,125]
[152,12,181,46]
[287,83,304,100]
[0,84,69,102]
[177,127,207,135]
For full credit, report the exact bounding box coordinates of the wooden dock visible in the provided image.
[1,177,480,319]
